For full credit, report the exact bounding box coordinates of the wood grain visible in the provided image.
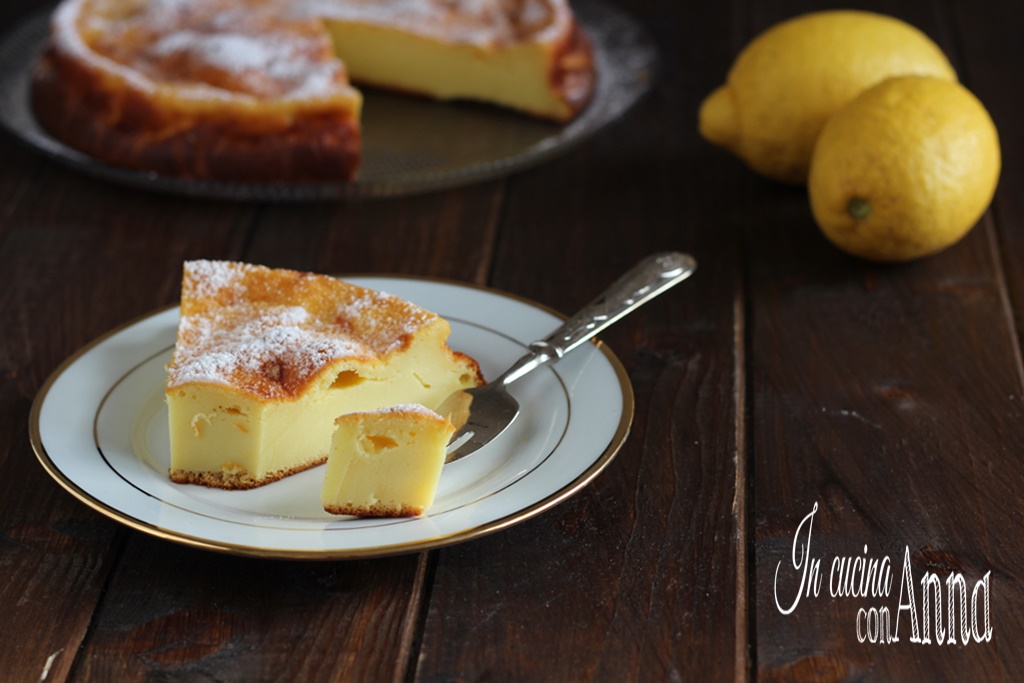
[246,181,505,283]
[0,165,255,681]
[72,536,430,682]
[950,0,1024,375]
[745,1,1024,679]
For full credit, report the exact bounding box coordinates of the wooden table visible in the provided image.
[2,0,1022,680]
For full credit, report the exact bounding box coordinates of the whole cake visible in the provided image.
[166,260,483,490]
[322,404,456,517]
[32,0,596,182]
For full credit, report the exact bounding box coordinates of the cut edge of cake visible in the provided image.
[322,403,456,517]
[165,260,483,490]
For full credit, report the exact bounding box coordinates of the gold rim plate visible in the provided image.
[29,276,633,559]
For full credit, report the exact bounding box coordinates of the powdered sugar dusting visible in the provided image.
[337,402,446,422]
[171,304,363,390]
[376,403,442,418]
[77,0,349,101]
[183,259,245,300]
[152,31,277,72]
[61,0,569,101]
[301,0,565,45]
[167,261,437,399]
[145,25,343,99]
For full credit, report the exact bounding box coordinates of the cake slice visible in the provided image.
[165,260,483,490]
[322,404,455,517]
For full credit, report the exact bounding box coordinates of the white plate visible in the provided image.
[30,277,633,559]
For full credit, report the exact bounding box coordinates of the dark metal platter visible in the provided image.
[0,1,656,201]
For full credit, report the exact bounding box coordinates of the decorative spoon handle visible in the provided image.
[500,252,698,385]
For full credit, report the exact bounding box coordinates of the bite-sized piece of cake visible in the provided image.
[165,260,483,490]
[311,0,595,122]
[31,0,595,182]
[33,0,363,182]
[322,404,455,517]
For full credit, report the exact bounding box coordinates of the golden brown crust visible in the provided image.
[166,260,449,401]
[170,454,327,490]
[32,54,362,182]
[324,502,426,517]
[31,0,362,182]
[547,20,596,121]
[451,350,485,388]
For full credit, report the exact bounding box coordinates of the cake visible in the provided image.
[31,0,596,182]
[322,404,455,517]
[33,0,364,182]
[165,260,483,490]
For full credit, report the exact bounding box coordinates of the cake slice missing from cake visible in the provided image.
[322,404,455,517]
[166,260,483,490]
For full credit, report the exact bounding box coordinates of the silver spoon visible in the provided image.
[441,251,697,462]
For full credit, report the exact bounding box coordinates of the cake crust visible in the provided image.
[166,260,482,402]
[323,501,427,517]
[549,22,596,120]
[169,454,327,490]
[33,0,363,182]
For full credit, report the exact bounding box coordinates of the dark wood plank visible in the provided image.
[0,162,255,682]
[751,188,1024,682]
[952,0,1024,360]
[73,537,431,682]
[744,0,1024,679]
[413,1,749,679]
[246,182,505,283]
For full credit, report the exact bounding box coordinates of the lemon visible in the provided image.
[808,76,1000,262]
[699,10,957,184]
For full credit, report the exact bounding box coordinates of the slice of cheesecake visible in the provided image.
[322,404,455,517]
[166,260,483,490]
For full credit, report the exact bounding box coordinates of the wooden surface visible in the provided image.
[2,0,1022,680]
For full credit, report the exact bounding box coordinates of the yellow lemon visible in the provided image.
[699,10,957,184]
[808,76,1000,262]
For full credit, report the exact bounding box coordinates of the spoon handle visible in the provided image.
[501,252,697,385]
